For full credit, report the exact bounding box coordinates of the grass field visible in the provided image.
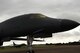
[0,45,80,53]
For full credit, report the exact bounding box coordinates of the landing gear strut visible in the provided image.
[27,35,35,53]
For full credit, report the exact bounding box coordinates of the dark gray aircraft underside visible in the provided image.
[0,13,79,38]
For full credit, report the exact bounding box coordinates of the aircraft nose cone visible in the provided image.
[61,19,80,31]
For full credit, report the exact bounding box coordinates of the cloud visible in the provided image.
[0,0,79,16]
[0,0,79,18]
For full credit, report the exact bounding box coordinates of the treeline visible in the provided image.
[46,41,80,45]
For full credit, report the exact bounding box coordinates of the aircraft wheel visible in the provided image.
[27,50,35,53]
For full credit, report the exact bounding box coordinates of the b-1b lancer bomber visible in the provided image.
[0,13,79,53]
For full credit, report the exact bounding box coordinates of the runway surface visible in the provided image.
[0,45,80,53]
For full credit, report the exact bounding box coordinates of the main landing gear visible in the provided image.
[27,35,35,53]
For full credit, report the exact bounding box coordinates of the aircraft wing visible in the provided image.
[11,37,44,42]
[3,37,44,42]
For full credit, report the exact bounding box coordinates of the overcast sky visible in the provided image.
[1,0,80,46]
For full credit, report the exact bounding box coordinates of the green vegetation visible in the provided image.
[0,44,55,52]
[0,46,26,52]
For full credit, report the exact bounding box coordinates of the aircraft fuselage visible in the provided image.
[0,13,79,38]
